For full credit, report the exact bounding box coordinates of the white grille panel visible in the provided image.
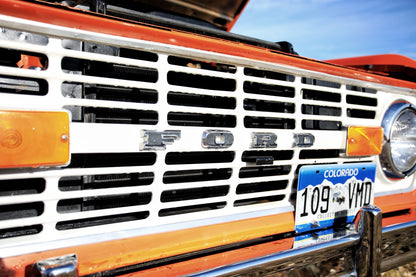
[0,19,415,254]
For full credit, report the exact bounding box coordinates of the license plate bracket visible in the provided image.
[295,163,376,233]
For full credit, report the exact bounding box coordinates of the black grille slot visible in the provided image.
[244,68,295,82]
[302,77,341,89]
[239,165,291,178]
[57,193,151,213]
[346,95,377,106]
[0,178,45,196]
[0,225,43,239]
[244,99,295,113]
[119,48,158,62]
[167,72,236,91]
[62,57,158,82]
[236,180,288,194]
[56,212,149,230]
[242,150,293,163]
[163,168,232,184]
[302,120,342,130]
[302,104,341,116]
[0,48,47,69]
[346,85,377,94]
[168,56,236,73]
[299,149,340,159]
[63,40,158,62]
[68,153,156,168]
[168,91,236,109]
[161,186,229,202]
[347,109,376,119]
[302,89,341,103]
[0,75,48,96]
[0,202,44,220]
[166,151,235,165]
[79,107,158,125]
[244,116,295,129]
[234,195,285,207]
[59,173,154,191]
[244,82,295,98]
[159,202,226,217]
[63,82,158,104]
[168,112,236,127]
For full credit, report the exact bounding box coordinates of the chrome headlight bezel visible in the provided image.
[380,101,416,179]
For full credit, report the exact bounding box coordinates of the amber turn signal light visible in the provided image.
[0,110,70,168]
[347,126,383,156]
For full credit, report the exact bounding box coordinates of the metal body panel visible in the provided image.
[0,1,415,276]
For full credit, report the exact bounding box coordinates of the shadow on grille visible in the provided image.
[0,225,43,239]
[62,39,158,62]
[244,82,295,98]
[237,180,288,194]
[244,99,295,113]
[347,109,376,119]
[244,116,295,129]
[346,95,377,106]
[0,178,45,196]
[168,112,236,127]
[302,89,341,103]
[0,74,48,96]
[239,165,291,178]
[166,151,235,165]
[299,149,340,159]
[168,91,236,109]
[167,71,235,91]
[62,57,158,82]
[168,56,236,73]
[161,186,229,202]
[56,212,149,230]
[66,106,158,125]
[242,150,293,164]
[159,202,226,217]
[346,85,377,94]
[234,195,285,207]
[57,193,151,213]
[0,48,47,69]
[302,77,341,89]
[163,168,232,184]
[302,120,342,130]
[0,202,44,220]
[59,173,154,191]
[62,82,158,104]
[244,67,295,82]
[68,153,156,168]
[302,104,341,116]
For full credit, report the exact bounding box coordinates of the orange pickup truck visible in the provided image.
[0,1,415,276]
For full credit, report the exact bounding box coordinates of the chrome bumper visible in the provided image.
[192,206,416,276]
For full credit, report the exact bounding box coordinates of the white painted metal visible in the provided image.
[0,14,415,257]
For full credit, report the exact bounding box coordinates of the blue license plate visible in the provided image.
[295,163,376,233]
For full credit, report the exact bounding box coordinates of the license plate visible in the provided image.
[295,163,376,233]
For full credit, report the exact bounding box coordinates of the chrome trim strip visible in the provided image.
[191,208,416,277]
[192,233,361,276]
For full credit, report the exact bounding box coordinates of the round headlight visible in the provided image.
[380,101,416,179]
